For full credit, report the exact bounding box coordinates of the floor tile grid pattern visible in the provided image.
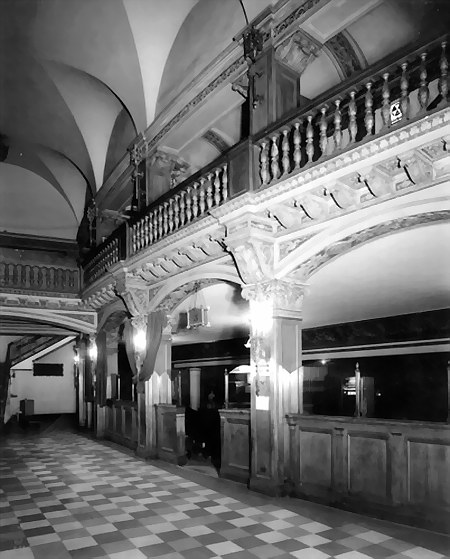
[0,433,449,559]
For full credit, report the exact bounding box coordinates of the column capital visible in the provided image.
[115,272,150,318]
[242,279,306,319]
[225,215,277,284]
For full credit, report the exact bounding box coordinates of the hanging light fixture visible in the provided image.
[186,282,211,330]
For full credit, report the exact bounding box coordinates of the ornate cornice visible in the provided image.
[0,293,84,310]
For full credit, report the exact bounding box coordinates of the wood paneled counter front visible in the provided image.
[286,414,450,533]
[219,408,251,484]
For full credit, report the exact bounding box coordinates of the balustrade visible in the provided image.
[82,35,448,289]
[256,36,448,186]
[0,261,80,294]
[127,161,229,258]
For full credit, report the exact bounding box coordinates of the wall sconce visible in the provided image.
[88,340,97,362]
[73,349,80,364]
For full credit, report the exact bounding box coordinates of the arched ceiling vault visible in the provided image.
[1,0,447,244]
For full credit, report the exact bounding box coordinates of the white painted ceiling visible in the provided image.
[1,0,442,242]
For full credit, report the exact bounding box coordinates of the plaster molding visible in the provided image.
[253,109,450,210]
[275,29,321,75]
[0,305,97,334]
[324,31,365,79]
[292,210,450,281]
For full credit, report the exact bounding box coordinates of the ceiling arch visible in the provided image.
[302,221,450,328]
[0,163,80,240]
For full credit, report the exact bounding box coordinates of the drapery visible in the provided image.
[138,311,164,393]
[123,313,164,393]
[123,319,138,381]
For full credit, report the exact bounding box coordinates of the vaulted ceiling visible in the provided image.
[1,0,446,244]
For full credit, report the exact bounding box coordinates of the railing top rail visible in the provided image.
[253,32,448,143]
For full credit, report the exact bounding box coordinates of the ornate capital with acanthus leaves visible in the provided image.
[242,279,306,319]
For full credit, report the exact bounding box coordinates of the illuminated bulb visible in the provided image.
[73,353,80,364]
[321,359,328,365]
[250,299,272,336]
[133,329,146,353]
[88,343,97,361]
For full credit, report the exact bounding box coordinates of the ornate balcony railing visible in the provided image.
[128,159,229,257]
[255,37,448,187]
[0,261,80,296]
[82,34,448,289]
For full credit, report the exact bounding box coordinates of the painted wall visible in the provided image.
[10,342,76,415]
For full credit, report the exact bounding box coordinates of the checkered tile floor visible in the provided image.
[1,432,449,559]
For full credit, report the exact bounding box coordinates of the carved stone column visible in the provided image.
[242,279,305,496]
[115,274,151,455]
[143,319,173,457]
[225,216,305,495]
[105,328,120,400]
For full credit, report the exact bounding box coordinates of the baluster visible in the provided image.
[197,180,205,214]
[173,195,180,229]
[168,200,174,232]
[364,82,374,136]
[214,168,221,205]
[418,52,429,111]
[144,216,150,246]
[192,183,199,218]
[260,141,269,184]
[206,173,214,210]
[137,220,143,250]
[185,187,192,222]
[158,206,163,239]
[163,202,169,236]
[179,191,186,225]
[149,211,155,244]
[348,91,357,143]
[281,129,290,175]
[306,115,314,163]
[319,106,328,156]
[381,73,390,128]
[270,134,280,180]
[400,62,410,121]
[439,40,448,103]
[131,224,136,253]
[333,99,342,150]
[222,164,228,201]
[293,122,302,169]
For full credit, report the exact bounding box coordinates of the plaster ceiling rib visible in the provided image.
[122,0,199,128]
[1,53,96,195]
[30,0,147,134]
[44,60,123,193]
[6,141,87,226]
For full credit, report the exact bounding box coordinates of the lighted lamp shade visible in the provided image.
[186,306,210,329]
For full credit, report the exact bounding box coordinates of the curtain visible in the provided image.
[123,319,138,381]
[95,331,107,407]
[137,311,164,393]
